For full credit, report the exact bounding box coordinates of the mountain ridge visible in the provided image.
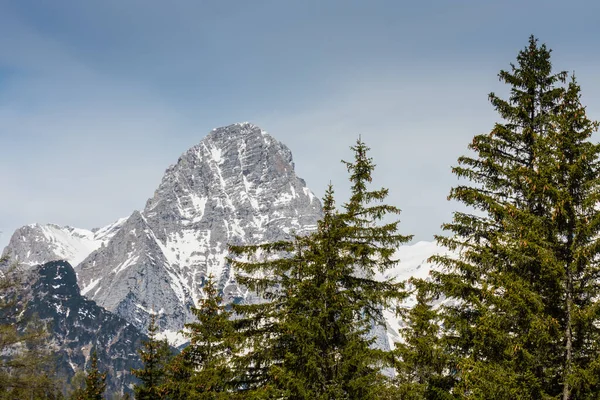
[2,122,446,352]
[5,123,323,337]
[9,260,147,395]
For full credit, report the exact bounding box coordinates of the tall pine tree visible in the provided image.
[430,36,600,398]
[543,76,600,399]
[74,350,106,400]
[229,139,412,399]
[132,313,171,399]
[393,279,453,400]
[162,274,237,399]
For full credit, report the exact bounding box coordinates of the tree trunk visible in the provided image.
[562,272,572,400]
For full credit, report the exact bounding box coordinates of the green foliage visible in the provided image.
[161,274,237,399]
[394,279,455,400]
[229,139,412,399]
[68,371,87,399]
[132,313,172,399]
[107,391,131,400]
[73,350,106,400]
[160,351,194,400]
[542,75,600,398]
[429,35,600,398]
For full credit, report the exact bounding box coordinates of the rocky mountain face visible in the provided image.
[3,123,445,356]
[4,123,324,342]
[76,123,323,337]
[13,260,146,395]
[2,219,125,267]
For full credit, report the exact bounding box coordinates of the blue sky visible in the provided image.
[2,0,600,249]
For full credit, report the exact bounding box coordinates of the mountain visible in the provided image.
[11,260,147,395]
[2,122,446,352]
[377,241,452,346]
[75,123,322,337]
[2,219,126,267]
[4,123,323,342]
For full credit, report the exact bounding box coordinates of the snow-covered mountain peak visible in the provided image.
[208,121,263,137]
[3,122,458,374]
[3,218,126,267]
[72,123,323,333]
[144,123,319,240]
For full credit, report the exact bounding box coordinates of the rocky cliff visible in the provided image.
[12,260,147,394]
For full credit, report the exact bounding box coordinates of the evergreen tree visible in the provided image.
[229,237,300,399]
[230,139,412,399]
[542,76,600,399]
[68,370,87,400]
[430,36,600,398]
[161,351,195,400]
[161,274,237,399]
[76,351,106,400]
[393,279,453,400]
[132,313,171,399]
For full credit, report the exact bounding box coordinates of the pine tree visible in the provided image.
[394,279,453,400]
[132,313,172,399]
[160,351,195,400]
[431,36,600,398]
[334,138,413,397]
[229,139,412,399]
[229,237,301,399]
[162,274,237,399]
[77,351,107,400]
[542,76,600,398]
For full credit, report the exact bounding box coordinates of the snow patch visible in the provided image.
[274,192,294,205]
[17,218,127,267]
[190,195,207,222]
[81,278,101,296]
[156,329,188,347]
[302,186,316,203]
[112,256,140,275]
[242,175,259,210]
[210,146,223,164]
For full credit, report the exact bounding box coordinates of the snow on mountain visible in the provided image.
[74,123,323,334]
[14,260,146,394]
[378,241,452,347]
[3,122,449,355]
[379,241,451,284]
[2,218,127,267]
